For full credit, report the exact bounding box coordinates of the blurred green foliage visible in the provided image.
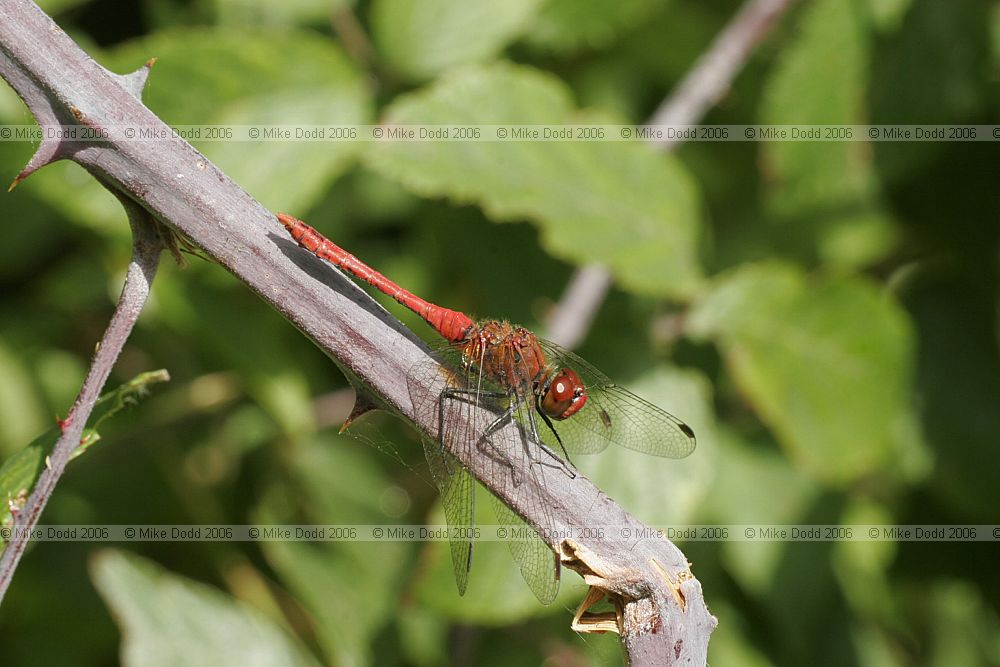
[1,0,999,665]
[0,370,170,528]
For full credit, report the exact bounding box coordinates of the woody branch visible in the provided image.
[0,1,715,663]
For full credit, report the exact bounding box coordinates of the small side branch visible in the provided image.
[0,200,163,603]
[649,0,796,132]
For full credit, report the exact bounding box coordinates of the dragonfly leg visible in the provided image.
[437,388,574,482]
[439,387,521,483]
[474,395,560,485]
[526,407,576,479]
[480,403,524,485]
[440,386,509,407]
[536,409,577,478]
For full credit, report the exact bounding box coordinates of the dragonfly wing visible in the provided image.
[585,383,696,457]
[409,338,563,602]
[489,491,560,605]
[537,341,697,459]
[409,346,483,597]
[490,398,563,605]
[420,436,474,595]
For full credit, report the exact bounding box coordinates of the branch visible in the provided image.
[0,198,164,603]
[648,0,796,131]
[0,1,717,662]
[329,6,376,67]
[546,0,797,350]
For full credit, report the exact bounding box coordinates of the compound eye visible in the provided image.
[540,368,588,420]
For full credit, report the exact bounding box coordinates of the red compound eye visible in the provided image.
[539,368,587,420]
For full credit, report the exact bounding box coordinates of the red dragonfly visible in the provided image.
[277,213,696,603]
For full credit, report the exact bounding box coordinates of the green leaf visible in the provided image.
[701,429,819,526]
[759,0,896,269]
[866,0,912,32]
[24,29,371,232]
[760,0,871,203]
[992,3,1000,59]
[91,550,321,667]
[35,0,90,14]
[707,603,777,667]
[396,605,449,666]
[371,0,542,80]
[117,28,371,212]
[205,85,367,213]
[0,370,170,531]
[921,582,1000,664]
[365,63,704,298]
[214,0,353,26]
[105,28,369,133]
[687,262,919,484]
[871,0,989,182]
[833,500,898,620]
[255,437,410,666]
[0,339,48,457]
[523,0,664,53]
[154,278,316,438]
[705,428,819,594]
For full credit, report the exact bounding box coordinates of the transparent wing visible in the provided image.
[408,347,485,597]
[419,435,474,595]
[489,491,559,605]
[409,340,562,603]
[537,340,697,459]
[488,392,562,605]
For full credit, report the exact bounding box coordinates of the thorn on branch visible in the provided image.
[56,413,73,432]
[9,134,74,190]
[10,55,156,191]
[110,58,155,100]
[341,391,380,432]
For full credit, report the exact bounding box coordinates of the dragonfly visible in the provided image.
[277,213,697,604]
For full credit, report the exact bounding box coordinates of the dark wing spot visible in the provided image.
[599,409,612,429]
[679,423,696,439]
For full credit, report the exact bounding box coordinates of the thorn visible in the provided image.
[56,412,73,432]
[45,455,52,470]
[157,225,188,267]
[114,59,156,100]
[8,489,28,516]
[340,392,379,433]
[14,134,71,186]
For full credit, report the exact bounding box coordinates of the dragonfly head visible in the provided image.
[539,368,588,420]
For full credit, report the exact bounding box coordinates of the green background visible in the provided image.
[1,0,999,665]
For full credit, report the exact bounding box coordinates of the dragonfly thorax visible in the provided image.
[455,322,589,419]
[458,321,551,397]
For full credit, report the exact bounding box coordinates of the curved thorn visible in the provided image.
[10,136,70,188]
